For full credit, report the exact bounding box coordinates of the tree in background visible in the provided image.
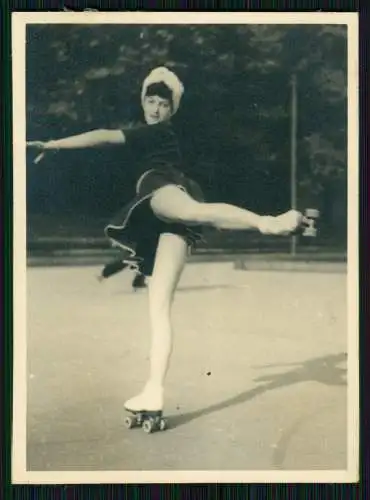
[26,23,347,245]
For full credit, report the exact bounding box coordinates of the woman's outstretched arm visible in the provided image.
[27,129,125,151]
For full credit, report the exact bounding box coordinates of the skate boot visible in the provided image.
[258,209,308,236]
[98,259,130,281]
[123,383,167,433]
[132,272,147,291]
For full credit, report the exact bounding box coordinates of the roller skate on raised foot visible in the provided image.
[302,208,320,237]
[123,385,167,434]
[259,209,311,236]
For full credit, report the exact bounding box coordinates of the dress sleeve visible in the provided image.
[121,122,171,153]
[121,121,181,171]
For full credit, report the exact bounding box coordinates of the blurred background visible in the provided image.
[26,24,348,260]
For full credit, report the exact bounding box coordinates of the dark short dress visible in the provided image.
[102,120,205,278]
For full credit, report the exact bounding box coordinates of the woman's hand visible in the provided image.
[26,140,47,149]
[26,140,52,164]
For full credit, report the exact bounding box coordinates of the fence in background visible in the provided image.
[26,214,347,261]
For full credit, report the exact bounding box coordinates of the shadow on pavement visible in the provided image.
[167,352,347,430]
[112,284,249,295]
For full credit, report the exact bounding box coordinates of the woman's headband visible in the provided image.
[141,67,184,114]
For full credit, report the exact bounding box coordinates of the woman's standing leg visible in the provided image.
[124,232,188,411]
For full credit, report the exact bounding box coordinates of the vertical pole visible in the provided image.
[290,73,298,256]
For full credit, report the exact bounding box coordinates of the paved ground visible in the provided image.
[25,261,348,472]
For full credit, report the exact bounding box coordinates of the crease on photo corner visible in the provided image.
[63,7,100,11]
[62,5,147,11]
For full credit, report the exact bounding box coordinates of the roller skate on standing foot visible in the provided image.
[123,384,167,434]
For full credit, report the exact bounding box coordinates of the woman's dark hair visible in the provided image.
[145,82,173,108]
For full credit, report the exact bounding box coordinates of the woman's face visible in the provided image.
[143,95,172,125]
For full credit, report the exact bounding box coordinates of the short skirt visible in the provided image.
[103,168,205,277]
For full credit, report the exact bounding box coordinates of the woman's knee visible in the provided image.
[148,284,173,315]
[150,185,204,225]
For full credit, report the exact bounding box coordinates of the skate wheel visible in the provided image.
[124,416,137,429]
[159,418,167,431]
[142,419,154,434]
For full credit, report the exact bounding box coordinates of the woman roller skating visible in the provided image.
[27,66,310,433]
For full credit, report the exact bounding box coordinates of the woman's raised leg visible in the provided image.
[150,185,306,235]
[124,232,188,412]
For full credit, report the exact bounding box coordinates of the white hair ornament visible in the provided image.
[141,66,184,114]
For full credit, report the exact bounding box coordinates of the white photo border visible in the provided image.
[11,11,359,485]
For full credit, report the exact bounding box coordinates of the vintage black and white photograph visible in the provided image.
[12,12,358,483]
